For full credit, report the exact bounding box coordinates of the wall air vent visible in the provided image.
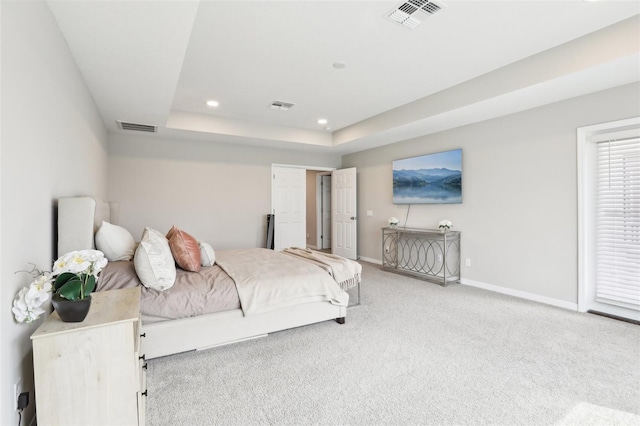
[269,101,295,111]
[116,120,158,133]
[388,0,445,29]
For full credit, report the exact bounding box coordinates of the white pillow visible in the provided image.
[95,221,135,261]
[134,227,176,291]
[199,241,216,267]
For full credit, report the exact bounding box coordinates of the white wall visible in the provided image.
[108,133,341,249]
[343,82,640,307]
[1,2,108,425]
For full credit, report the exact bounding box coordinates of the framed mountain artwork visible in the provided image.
[392,149,462,204]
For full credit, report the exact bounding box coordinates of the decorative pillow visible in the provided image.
[167,226,201,272]
[199,241,216,267]
[95,221,135,261]
[165,226,176,240]
[134,227,176,291]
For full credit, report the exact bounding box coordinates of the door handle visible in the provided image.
[351,216,357,220]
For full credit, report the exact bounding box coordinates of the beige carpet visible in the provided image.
[145,262,640,425]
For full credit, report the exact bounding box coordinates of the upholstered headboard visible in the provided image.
[57,197,120,256]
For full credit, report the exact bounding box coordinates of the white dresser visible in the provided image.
[31,287,146,425]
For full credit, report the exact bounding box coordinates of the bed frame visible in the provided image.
[57,197,347,359]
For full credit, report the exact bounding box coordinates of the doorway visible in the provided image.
[577,117,640,322]
[272,164,358,260]
[272,164,334,251]
[307,171,331,251]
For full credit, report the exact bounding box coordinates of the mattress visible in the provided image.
[98,248,356,324]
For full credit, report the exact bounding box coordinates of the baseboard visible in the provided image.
[460,278,579,311]
[356,258,577,311]
[307,244,318,250]
[358,256,382,265]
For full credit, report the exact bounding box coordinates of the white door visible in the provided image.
[321,175,331,250]
[578,119,640,322]
[272,166,306,251]
[332,167,357,260]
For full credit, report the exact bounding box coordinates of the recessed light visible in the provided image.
[206,100,219,107]
[317,118,328,125]
[333,62,346,69]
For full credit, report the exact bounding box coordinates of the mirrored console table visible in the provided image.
[382,227,461,286]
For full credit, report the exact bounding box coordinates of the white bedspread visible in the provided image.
[216,248,349,316]
[282,247,362,291]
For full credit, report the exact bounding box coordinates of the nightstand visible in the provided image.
[31,287,146,425]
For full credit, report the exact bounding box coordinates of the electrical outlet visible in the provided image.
[437,254,443,262]
[385,246,389,253]
[17,392,29,410]
[14,378,22,410]
[465,258,471,267]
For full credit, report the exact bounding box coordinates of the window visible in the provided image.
[595,137,639,311]
[578,118,640,322]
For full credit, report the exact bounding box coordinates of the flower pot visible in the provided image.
[51,293,92,322]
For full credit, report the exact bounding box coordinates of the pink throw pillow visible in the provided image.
[167,226,201,272]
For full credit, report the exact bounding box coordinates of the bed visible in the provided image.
[57,196,358,359]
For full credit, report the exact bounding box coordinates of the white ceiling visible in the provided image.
[47,0,640,154]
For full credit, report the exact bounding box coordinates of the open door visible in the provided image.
[272,166,306,251]
[332,167,357,260]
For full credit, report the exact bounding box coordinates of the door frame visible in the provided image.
[316,172,332,250]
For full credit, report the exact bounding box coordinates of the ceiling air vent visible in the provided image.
[388,0,445,29]
[269,101,295,111]
[116,120,157,133]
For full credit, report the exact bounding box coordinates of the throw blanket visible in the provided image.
[282,247,362,291]
[216,248,348,316]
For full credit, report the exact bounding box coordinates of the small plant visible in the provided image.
[438,220,453,232]
[12,250,107,323]
[52,250,107,301]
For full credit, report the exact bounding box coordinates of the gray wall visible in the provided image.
[1,2,108,425]
[108,133,341,249]
[343,82,640,306]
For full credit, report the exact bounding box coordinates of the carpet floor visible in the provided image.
[146,262,640,425]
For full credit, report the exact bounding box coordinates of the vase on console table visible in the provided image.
[438,219,453,233]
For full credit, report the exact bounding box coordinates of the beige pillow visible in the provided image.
[134,227,176,291]
[199,241,216,267]
[167,226,201,272]
[95,221,135,261]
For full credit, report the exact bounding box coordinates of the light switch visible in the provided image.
[366,210,373,217]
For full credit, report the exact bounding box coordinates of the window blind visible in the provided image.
[596,137,640,310]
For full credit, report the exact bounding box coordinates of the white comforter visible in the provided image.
[216,248,349,316]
